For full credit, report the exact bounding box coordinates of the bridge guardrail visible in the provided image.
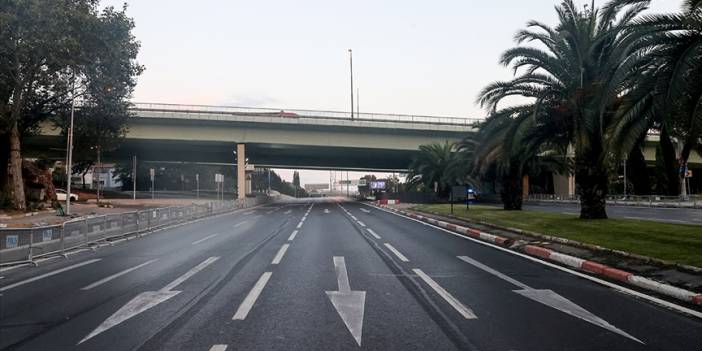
[526,194,702,209]
[0,197,267,266]
[131,102,481,127]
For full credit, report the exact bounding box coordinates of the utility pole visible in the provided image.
[96,146,101,204]
[196,173,199,199]
[349,49,354,120]
[65,75,76,215]
[356,88,359,120]
[346,170,350,197]
[132,156,137,200]
[623,156,627,198]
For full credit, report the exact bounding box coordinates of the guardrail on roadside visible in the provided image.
[0,197,266,266]
[526,194,702,209]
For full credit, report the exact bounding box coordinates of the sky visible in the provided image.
[102,0,683,187]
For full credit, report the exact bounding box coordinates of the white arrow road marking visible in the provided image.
[271,244,290,265]
[81,259,158,290]
[457,256,643,343]
[233,272,273,320]
[0,259,102,292]
[413,269,477,319]
[209,345,228,351]
[79,256,219,344]
[326,257,365,346]
[192,233,219,245]
[360,208,371,213]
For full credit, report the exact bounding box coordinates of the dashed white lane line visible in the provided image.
[357,221,366,227]
[360,208,371,213]
[233,272,273,320]
[162,256,220,292]
[271,244,290,265]
[284,210,292,215]
[0,259,102,292]
[233,220,249,228]
[384,243,409,262]
[192,233,219,245]
[209,345,228,351]
[288,230,298,241]
[413,268,478,319]
[367,229,381,239]
[296,222,303,229]
[81,259,158,290]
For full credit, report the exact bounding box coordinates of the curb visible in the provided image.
[377,205,702,307]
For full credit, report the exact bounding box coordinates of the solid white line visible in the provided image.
[350,215,358,220]
[366,229,381,239]
[296,222,303,229]
[233,272,273,320]
[413,268,477,319]
[271,244,290,265]
[81,259,158,290]
[160,256,219,292]
[368,204,702,320]
[384,243,409,262]
[288,230,298,241]
[191,233,219,245]
[357,221,366,227]
[0,259,102,292]
[209,345,228,351]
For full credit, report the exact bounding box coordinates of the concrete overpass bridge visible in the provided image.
[27,102,476,198]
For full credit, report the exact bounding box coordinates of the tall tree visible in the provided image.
[406,141,475,198]
[610,0,702,196]
[477,0,651,218]
[0,1,142,210]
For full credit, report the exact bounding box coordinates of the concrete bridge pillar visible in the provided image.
[236,144,246,200]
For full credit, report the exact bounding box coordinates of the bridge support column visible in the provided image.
[236,144,246,200]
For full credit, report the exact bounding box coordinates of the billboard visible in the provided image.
[369,181,386,190]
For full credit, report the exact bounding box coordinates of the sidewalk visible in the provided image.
[0,198,210,228]
[381,203,702,308]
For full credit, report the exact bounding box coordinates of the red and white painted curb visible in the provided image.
[376,199,400,205]
[378,205,702,307]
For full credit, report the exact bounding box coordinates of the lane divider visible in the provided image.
[384,243,409,262]
[375,205,702,307]
[271,244,290,265]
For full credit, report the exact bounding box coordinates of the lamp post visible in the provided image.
[65,77,76,215]
[348,49,354,120]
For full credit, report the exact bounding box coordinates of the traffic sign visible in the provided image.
[149,168,155,181]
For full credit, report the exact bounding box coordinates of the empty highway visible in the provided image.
[0,199,700,350]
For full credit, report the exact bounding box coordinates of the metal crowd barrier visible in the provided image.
[0,198,267,266]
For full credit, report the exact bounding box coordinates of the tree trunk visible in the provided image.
[627,143,650,195]
[0,132,9,207]
[501,172,523,210]
[7,121,26,210]
[575,150,608,219]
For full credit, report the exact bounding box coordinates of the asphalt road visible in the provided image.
[0,199,700,350]
[525,202,702,224]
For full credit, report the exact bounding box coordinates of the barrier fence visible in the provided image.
[0,197,266,266]
[526,194,702,209]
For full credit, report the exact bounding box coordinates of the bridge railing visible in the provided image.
[0,197,268,266]
[131,102,480,126]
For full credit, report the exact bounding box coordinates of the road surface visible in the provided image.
[0,199,700,350]
[524,202,702,224]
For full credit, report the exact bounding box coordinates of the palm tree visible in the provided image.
[406,141,476,198]
[474,105,568,210]
[610,0,702,196]
[477,0,650,218]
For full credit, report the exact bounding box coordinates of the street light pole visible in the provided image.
[65,76,76,215]
[349,49,354,120]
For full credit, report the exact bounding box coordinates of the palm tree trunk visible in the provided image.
[501,172,523,210]
[575,149,607,219]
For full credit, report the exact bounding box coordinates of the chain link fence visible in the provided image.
[0,197,266,266]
